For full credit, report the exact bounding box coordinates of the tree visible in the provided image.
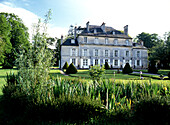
[136,32,162,49]
[63,62,69,69]
[54,39,61,66]
[105,62,110,69]
[122,63,133,74]
[0,12,30,68]
[89,65,105,83]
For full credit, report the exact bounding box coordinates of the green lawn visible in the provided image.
[0,67,169,95]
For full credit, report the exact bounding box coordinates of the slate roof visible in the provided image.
[62,38,79,46]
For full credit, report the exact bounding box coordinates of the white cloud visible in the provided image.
[0,3,68,42]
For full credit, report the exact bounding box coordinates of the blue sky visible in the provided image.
[0,0,170,39]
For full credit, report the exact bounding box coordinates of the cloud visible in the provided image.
[0,3,68,43]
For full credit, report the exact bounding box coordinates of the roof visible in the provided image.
[79,25,132,39]
[62,38,79,46]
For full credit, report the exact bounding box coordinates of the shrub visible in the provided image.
[122,63,133,74]
[89,65,105,82]
[105,62,110,69]
[66,63,77,74]
[133,96,169,124]
[148,63,158,73]
[62,61,69,69]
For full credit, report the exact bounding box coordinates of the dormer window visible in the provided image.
[94,29,97,34]
[113,31,115,35]
[126,40,129,45]
[105,38,108,44]
[71,39,75,44]
[94,37,98,44]
[84,37,87,43]
[114,39,118,45]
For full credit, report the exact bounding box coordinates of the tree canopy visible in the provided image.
[0,12,30,68]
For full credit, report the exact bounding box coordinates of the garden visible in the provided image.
[0,11,169,124]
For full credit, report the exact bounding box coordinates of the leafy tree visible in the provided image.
[66,63,77,74]
[122,63,133,74]
[0,12,30,68]
[54,39,61,66]
[89,65,105,83]
[136,32,162,49]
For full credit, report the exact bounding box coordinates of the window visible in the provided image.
[114,39,118,45]
[84,37,87,43]
[137,51,140,57]
[94,37,98,43]
[126,51,129,57]
[83,59,88,66]
[115,60,118,66]
[83,49,87,56]
[105,50,108,57]
[95,59,98,65]
[105,38,108,44]
[113,31,115,35]
[72,49,76,56]
[71,39,75,44]
[95,49,98,56]
[115,50,118,57]
[137,60,140,66]
[72,59,76,65]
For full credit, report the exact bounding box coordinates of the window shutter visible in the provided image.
[135,60,137,66]
[129,60,132,67]
[108,50,110,57]
[98,49,100,56]
[87,49,89,56]
[70,49,72,56]
[70,58,72,64]
[118,50,120,57]
[113,59,115,67]
[140,60,142,66]
[75,58,77,66]
[118,60,120,67]
[93,59,95,66]
[113,50,115,57]
[108,59,110,65]
[93,49,95,56]
[103,50,105,57]
[88,59,90,67]
[98,59,100,65]
[80,59,83,68]
[103,59,105,64]
[75,49,77,56]
[82,49,84,56]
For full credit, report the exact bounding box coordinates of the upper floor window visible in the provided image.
[83,49,87,56]
[72,48,76,56]
[94,37,98,44]
[84,37,87,43]
[137,51,140,57]
[105,38,108,44]
[71,39,75,44]
[114,39,118,45]
[95,49,98,56]
[105,50,108,57]
[115,50,118,57]
[125,51,129,57]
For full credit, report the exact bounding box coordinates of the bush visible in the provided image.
[148,63,158,74]
[122,63,133,74]
[62,61,69,69]
[105,62,110,69]
[133,96,169,124]
[168,72,170,79]
[66,63,77,74]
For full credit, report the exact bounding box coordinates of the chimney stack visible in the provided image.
[124,25,128,35]
[74,26,77,40]
[61,35,63,44]
[86,21,89,32]
[101,22,106,32]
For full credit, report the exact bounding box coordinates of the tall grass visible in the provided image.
[53,77,169,111]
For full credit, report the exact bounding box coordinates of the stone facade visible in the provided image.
[61,22,148,69]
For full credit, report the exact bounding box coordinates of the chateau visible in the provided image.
[60,22,148,69]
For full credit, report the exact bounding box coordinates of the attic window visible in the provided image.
[113,31,115,35]
[126,40,129,45]
[105,38,108,44]
[114,39,118,45]
[71,39,75,44]
[94,29,97,34]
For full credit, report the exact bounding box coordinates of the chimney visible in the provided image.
[86,21,89,32]
[61,35,63,44]
[124,25,128,35]
[74,26,77,40]
[101,22,106,32]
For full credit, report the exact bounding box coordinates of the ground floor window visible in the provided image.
[95,59,98,65]
[83,59,88,66]
[115,60,118,66]
[72,58,76,65]
[137,60,140,66]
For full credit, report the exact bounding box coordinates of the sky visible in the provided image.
[0,0,170,40]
